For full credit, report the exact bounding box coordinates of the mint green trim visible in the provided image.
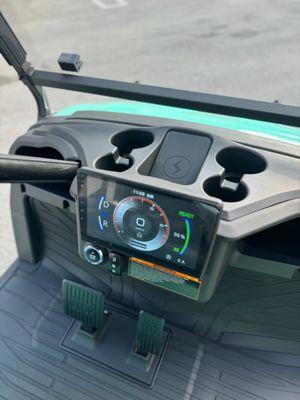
[55,102,300,146]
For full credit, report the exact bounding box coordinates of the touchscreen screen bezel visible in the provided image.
[77,170,220,277]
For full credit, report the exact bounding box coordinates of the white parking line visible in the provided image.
[91,0,128,10]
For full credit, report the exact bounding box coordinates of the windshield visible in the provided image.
[1,1,300,115]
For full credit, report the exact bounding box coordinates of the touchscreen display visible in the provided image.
[78,173,220,276]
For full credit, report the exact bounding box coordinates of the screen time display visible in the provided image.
[78,173,220,276]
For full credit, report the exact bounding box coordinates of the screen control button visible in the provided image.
[108,252,124,275]
[123,209,158,241]
[83,244,106,266]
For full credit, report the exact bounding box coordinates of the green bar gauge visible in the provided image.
[179,219,191,255]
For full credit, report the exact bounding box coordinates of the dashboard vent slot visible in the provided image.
[15,146,64,160]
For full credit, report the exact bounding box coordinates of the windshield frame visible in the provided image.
[1,10,300,128]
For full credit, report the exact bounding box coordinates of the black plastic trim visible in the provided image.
[31,70,300,127]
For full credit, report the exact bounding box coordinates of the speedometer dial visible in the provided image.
[113,196,170,251]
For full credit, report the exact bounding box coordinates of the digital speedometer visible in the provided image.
[113,196,170,251]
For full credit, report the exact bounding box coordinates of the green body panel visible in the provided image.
[56,101,300,146]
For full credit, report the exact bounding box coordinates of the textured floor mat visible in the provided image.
[0,260,299,400]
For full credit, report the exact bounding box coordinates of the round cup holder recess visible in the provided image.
[204,146,266,203]
[95,153,134,172]
[111,130,154,155]
[95,130,154,172]
[216,147,267,175]
[204,176,248,202]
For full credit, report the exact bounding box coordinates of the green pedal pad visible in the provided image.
[135,311,165,356]
[62,280,107,348]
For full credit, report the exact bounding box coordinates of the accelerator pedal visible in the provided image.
[62,279,107,349]
[128,310,165,371]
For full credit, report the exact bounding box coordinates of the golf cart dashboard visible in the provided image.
[11,116,300,302]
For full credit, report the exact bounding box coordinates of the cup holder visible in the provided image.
[95,153,133,172]
[95,130,154,172]
[216,147,266,176]
[203,147,266,203]
[111,130,154,156]
[204,176,248,202]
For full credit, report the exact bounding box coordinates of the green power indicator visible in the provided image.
[180,219,191,255]
[179,210,194,219]
[173,218,191,255]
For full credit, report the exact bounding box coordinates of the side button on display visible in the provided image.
[108,252,125,275]
[83,244,107,266]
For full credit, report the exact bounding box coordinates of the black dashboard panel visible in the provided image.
[78,170,220,279]
[10,115,300,302]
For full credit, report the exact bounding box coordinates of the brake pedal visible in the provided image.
[62,279,107,348]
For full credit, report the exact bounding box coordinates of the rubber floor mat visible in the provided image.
[0,260,299,400]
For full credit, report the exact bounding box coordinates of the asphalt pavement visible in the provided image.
[0,0,300,274]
